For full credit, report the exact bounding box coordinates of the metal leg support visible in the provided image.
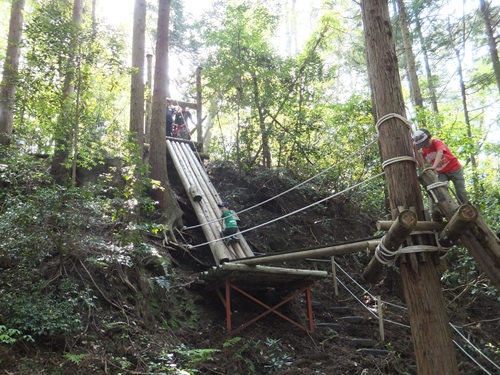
[217,279,315,335]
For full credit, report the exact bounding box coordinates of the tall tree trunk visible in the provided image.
[130,0,146,147]
[361,1,458,374]
[480,0,500,95]
[196,66,203,146]
[92,0,97,31]
[252,73,271,168]
[51,0,84,184]
[414,8,440,116]
[150,0,182,229]
[396,0,424,112]
[0,0,25,146]
[447,17,476,169]
[145,53,153,146]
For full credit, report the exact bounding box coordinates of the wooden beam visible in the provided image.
[166,98,197,108]
[165,136,202,150]
[219,263,328,277]
[438,203,478,248]
[230,240,380,266]
[363,210,417,283]
[188,185,202,202]
[377,220,446,232]
[419,170,500,290]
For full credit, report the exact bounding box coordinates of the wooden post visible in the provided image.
[363,210,417,283]
[439,203,478,247]
[377,296,384,342]
[419,170,500,290]
[196,66,203,147]
[361,1,458,373]
[331,256,338,296]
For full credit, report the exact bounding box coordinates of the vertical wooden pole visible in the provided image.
[196,67,203,148]
[306,287,314,332]
[377,296,384,342]
[225,279,231,334]
[361,1,458,373]
[331,256,338,296]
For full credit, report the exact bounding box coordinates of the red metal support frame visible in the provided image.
[216,278,315,336]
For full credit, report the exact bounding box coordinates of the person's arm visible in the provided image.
[413,144,425,168]
[423,149,443,172]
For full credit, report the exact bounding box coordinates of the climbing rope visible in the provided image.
[374,232,451,266]
[188,172,386,248]
[374,113,413,136]
[381,156,417,170]
[426,181,450,203]
[183,136,379,231]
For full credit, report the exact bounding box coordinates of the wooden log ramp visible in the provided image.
[166,139,254,265]
[419,170,500,290]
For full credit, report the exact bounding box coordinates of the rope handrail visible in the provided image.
[183,137,379,231]
[188,172,386,248]
[333,260,500,374]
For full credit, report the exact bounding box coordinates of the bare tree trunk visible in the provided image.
[480,0,500,95]
[0,0,25,146]
[196,66,203,146]
[396,0,423,110]
[72,46,83,187]
[92,0,97,30]
[145,53,153,146]
[252,73,271,168]
[414,8,439,116]
[150,0,183,229]
[52,0,84,184]
[447,16,477,169]
[130,0,146,147]
[361,1,458,374]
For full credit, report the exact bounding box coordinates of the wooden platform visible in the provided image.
[199,263,328,289]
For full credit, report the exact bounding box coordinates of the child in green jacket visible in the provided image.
[218,202,240,243]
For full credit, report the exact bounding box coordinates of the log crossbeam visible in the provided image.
[438,203,478,248]
[363,210,417,283]
[215,278,315,335]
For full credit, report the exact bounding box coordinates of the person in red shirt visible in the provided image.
[413,129,468,204]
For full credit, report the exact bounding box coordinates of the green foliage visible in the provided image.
[64,353,87,365]
[145,344,220,374]
[16,0,130,167]
[0,325,34,345]
[0,280,84,337]
[223,336,261,373]
[263,338,293,373]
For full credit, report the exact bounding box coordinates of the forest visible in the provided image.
[0,0,499,374]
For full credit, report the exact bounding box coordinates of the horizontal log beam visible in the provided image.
[377,220,447,232]
[218,263,328,277]
[363,210,417,283]
[230,240,380,266]
[167,98,197,108]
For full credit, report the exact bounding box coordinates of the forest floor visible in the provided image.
[0,160,499,374]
